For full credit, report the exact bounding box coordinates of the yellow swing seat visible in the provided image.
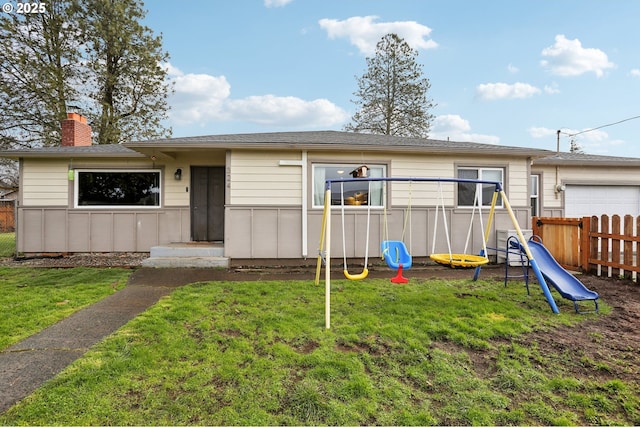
[343,268,369,280]
[430,253,488,268]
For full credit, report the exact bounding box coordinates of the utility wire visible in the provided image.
[559,114,640,137]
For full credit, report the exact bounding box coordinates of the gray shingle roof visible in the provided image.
[126,130,553,157]
[533,151,640,167]
[0,143,142,159]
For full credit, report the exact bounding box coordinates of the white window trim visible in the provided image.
[312,163,387,209]
[457,166,504,208]
[73,169,162,209]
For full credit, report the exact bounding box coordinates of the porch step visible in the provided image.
[141,256,229,268]
[143,243,229,268]
[149,243,225,258]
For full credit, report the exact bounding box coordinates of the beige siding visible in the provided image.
[230,151,302,205]
[22,160,69,206]
[536,164,640,216]
[165,151,226,206]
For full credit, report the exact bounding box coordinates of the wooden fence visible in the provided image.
[532,215,640,279]
[0,199,15,232]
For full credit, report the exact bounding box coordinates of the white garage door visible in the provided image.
[565,185,640,217]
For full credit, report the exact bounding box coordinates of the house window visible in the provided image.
[312,164,386,208]
[457,167,504,207]
[531,174,540,217]
[75,170,161,208]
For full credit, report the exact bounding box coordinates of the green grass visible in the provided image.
[0,232,15,257]
[1,277,637,425]
[0,267,131,350]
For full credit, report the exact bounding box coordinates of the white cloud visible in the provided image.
[544,83,560,94]
[226,95,349,127]
[318,16,437,56]
[476,82,541,100]
[528,126,624,154]
[507,64,519,74]
[540,34,615,77]
[630,69,640,78]
[165,63,348,128]
[430,114,500,144]
[528,126,558,139]
[264,0,294,7]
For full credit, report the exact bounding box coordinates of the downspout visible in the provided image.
[279,150,308,258]
[555,130,560,200]
[301,150,308,258]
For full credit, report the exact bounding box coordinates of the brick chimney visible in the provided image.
[61,112,92,147]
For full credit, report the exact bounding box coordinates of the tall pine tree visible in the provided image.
[345,33,435,138]
[77,0,171,144]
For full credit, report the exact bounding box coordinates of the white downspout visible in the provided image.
[279,150,308,258]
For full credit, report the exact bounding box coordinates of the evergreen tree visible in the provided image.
[345,33,435,138]
[77,0,172,144]
[0,0,171,148]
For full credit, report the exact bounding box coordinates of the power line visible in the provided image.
[559,114,640,137]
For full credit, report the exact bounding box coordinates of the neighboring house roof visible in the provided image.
[532,151,640,167]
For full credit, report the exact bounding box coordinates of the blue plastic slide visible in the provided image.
[521,240,599,313]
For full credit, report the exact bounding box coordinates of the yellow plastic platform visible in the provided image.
[430,253,489,268]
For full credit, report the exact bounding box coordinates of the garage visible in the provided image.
[565,185,640,217]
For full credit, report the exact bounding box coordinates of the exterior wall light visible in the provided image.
[174,168,182,181]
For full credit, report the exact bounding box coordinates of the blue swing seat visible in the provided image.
[381,240,412,270]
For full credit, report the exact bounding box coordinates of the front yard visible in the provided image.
[1,267,638,425]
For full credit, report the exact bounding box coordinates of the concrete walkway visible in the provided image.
[0,277,182,414]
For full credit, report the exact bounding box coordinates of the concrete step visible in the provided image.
[141,256,229,268]
[149,243,224,258]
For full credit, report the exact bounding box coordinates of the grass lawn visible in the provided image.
[1,276,638,425]
[0,267,131,350]
[0,232,15,257]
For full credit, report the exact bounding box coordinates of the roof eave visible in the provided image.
[122,141,549,158]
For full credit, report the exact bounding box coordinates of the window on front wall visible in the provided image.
[312,164,386,208]
[531,174,540,217]
[457,167,504,207]
[75,170,161,208]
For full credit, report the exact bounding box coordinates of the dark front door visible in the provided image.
[191,166,225,241]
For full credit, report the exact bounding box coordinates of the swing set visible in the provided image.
[315,176,561,329]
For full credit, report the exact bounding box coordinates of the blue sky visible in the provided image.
[143,0,640,157]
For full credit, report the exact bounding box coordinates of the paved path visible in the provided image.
[0,277,181,413]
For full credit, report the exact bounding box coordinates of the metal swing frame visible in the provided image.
[316,176,561,329]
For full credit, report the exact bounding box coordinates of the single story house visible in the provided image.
[3,113,640,263]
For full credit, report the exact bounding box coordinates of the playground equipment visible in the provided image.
[380,240,412,283]
[339,180,371,280]
[315,176,560,329]
[513,237,599,313]
[430,181,489,268]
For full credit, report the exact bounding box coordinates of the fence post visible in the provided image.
[580,216,590,272]
[602,215,610,277]
[589,216,599,275]
[531,216,540,239]
[623,215,633,280]
[612,215,621,278]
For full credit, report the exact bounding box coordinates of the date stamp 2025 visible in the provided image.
[2,2,47,14]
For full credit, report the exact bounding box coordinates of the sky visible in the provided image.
[142,0,640,158]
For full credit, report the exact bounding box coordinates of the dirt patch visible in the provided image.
[524,275,640,382]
